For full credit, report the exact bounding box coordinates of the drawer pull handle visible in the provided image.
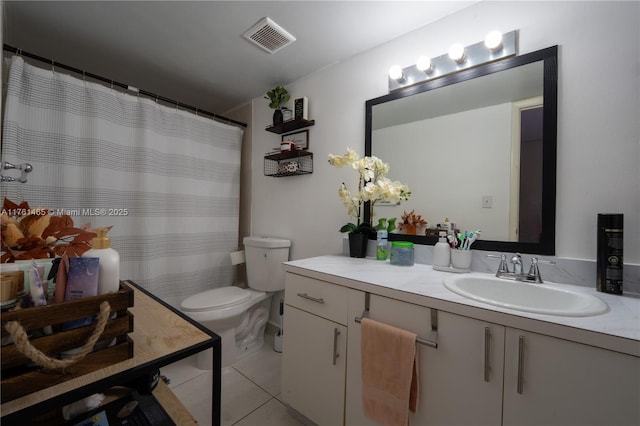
[297,292,325,304]
[517,335,525,394]
[333,328,341,365]
[484,327,491,382]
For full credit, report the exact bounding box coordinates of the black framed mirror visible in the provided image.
[365,46,557,255]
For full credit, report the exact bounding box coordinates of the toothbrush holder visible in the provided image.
[451,249,472,271]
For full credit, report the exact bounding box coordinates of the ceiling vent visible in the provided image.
[242,17,296,54]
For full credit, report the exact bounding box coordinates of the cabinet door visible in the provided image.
[346,293,505,426]
[503,328,640,426]
[281,305,346,426]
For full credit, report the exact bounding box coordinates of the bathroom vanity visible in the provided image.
[281,255,640,426]
[0,281,221,426]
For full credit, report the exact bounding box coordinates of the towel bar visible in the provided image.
[354,293,438,349]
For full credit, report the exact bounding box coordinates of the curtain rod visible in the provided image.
[3,44,248,129]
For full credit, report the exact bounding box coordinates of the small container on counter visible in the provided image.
[433,231,451,269]
[376,230,388,261]
[390,241,414,266]
[597,213,623,294]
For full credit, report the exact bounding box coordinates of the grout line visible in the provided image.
[230,396,276,426]
[167,368,212,391]
[231,365,279,398]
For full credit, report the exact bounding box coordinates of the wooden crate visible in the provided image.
[0,282,134,403]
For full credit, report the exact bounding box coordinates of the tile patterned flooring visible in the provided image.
[160,332,305,426]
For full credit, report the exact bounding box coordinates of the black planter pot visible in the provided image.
[348,233,369,258]
[273,109,284,125]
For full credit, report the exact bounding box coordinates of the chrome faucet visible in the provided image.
[511,253,523,275]
[488,253,555,283]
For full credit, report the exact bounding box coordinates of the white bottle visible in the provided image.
[82,227,120,294]
[433,231,451,269]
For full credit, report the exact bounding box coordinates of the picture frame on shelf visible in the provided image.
[282,130,309,150]
[294,97,308,120]
[282,107,293,122]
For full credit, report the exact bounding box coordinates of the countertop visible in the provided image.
[284,255,640,357]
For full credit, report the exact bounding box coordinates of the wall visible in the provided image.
[226,101,253,286]
[249,1,639,269]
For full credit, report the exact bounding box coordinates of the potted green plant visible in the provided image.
[264,85,290,125]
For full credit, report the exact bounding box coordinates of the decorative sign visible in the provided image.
[294,97,308,120]
[282,130,309,150]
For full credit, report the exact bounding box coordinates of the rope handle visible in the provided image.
[4,301,111,370]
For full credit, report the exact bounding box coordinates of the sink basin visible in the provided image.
[443,274,608,317]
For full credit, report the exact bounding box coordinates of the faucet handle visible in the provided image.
[487,254,509,276]
[527,257,556,283]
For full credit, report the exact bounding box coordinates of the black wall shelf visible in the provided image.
[265,119,315,135]
[264,150,313,177]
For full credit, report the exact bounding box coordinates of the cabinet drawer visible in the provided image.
[285,273,349,325]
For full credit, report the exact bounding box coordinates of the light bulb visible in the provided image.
[448,43,466,63]
[485,30,503,50]
[388,65,404,81]
[416,56,432,73]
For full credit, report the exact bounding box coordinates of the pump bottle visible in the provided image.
[433,231,451,269]
[82,227,120,294]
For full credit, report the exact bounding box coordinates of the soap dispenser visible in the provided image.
[433,231,451,269]
[82,227,120,294]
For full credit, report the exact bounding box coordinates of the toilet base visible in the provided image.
[196,323,268,369]
[196,298,271,369]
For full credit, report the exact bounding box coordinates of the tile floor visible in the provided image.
[160,331,305,426]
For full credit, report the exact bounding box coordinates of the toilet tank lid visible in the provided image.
[243,236,291,248]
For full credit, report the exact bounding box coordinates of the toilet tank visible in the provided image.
[243,236,291,292]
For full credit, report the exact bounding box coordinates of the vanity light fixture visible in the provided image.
[448,43,466,63]
[416,56,433,73]
[388,30,518,92]
[484,30,503,51]
[388,65,405,82]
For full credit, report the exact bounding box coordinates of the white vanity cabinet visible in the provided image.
[281,265,640,426]
[502,328,640,426]
[281,273,349,426]
[346,293,506,426]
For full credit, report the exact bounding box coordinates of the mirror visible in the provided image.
[365,46,557,255]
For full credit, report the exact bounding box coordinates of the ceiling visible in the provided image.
[2,1,477,115]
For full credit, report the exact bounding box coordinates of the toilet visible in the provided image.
[181,236,290,368]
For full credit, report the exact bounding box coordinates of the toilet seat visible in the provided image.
[182,286,251,312]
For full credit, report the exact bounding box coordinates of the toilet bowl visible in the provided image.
[181,236,290,368]
[182,287,271,368]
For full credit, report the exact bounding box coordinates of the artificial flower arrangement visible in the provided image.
[328,148,411,235]
[1,198,97,262]
[397,209,427,234]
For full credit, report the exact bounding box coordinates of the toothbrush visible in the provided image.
[465,231,474,250]
[467,230,482,249]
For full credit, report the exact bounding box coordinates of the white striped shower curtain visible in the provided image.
[1,55,243,307]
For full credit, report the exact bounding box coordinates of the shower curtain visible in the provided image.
[1,55,243,307]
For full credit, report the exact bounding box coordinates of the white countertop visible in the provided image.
[284,255,640,357]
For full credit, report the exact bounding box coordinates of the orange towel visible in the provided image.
[361,317,419,426]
